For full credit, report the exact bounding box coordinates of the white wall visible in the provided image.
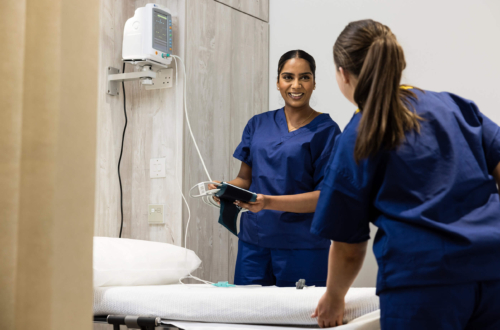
[269,0,500,287]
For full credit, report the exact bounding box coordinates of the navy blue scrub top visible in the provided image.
[311,89,500,294]
[233,108,341,249]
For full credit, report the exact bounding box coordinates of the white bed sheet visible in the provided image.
[94,284,379,326]
[164,310,380,330]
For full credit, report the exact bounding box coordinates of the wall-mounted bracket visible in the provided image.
[107,58,174,95]
[107,66,157,96]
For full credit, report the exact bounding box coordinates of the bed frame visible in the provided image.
[93,315,181,330]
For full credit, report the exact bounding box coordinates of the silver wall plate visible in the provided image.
[107,67,120,96]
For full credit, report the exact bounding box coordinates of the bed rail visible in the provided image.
[93,315,181,330]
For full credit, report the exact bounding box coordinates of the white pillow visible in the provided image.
[93,237,201,287]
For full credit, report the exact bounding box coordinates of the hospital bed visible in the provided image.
[93,284,380,329]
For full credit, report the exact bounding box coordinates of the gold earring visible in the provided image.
[277,87,280,90]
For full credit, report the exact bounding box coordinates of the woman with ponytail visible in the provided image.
[310,20,500,328]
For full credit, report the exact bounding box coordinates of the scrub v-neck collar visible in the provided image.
[277,107,325,137]
[276,107,327,144]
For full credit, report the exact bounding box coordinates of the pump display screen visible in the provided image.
[152,8,170,53]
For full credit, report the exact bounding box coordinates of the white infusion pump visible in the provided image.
[122,3,173,67]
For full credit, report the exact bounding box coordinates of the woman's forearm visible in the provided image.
[227,177,251,190]
[226,162,252,190]
[264,191,320,213]
[326,241,367,299]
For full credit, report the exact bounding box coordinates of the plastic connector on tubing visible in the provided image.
[198,183,206,195]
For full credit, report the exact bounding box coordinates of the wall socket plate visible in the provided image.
[148,204,164,224]
[145,68,173,90]
[150,158,166,178]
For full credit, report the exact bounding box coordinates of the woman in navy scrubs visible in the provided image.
[311,20,500,328]
[210,50,341,287]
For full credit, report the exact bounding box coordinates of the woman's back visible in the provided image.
[312,19,500,329]
[318,88,500,293]
[377,89,500,291]
[383,89,499,223]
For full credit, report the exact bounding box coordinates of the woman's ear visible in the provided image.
[339,67,350,85]
[276,80,280,90]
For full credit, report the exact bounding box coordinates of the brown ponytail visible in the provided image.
[333,19,422,162]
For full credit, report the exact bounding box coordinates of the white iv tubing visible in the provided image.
[171,55,212,183]
[172,55,214,285]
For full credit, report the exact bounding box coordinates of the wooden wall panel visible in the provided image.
[216,0,269,22]
[228,12,269,283]
[184,0,231,283]
[95,0,134,238]
[95,0,185,246]
[184,0,269,283]
[95,0,269,287]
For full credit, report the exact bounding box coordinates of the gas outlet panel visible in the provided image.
[148,204,164,224]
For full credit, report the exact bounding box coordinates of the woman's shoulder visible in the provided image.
[406,88,480,121]
[317,113,339,129]
[334,111,360,146]
[401,87,467,109]
[247,108,282,124]
[307,112,340,134]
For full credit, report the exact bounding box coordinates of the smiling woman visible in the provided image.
[277,50,320,132]
[209,49,341,287]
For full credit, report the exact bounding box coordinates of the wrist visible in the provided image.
[263,195,272,210]
[325,287,346,302]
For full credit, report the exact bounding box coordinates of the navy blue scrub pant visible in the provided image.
[380,280,500,329]
[234,239,329,287]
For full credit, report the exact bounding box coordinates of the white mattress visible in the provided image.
[164,310,381,330]
[94,284,379,326]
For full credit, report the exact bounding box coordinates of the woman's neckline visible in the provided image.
[281,107,325,133]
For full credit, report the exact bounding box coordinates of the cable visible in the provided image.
[172,56,214,286]
[171,55,212,182]
[171,56,212,252]
[171,56,191,250]
[118,62,128,238]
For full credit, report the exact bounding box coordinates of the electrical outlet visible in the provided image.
[145,68,173,90]
[150,158,166,178]
[148,204,164,224]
